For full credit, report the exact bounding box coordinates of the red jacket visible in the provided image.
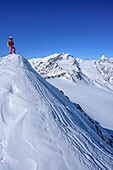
[9,38,14,45]
[7,38,14,46]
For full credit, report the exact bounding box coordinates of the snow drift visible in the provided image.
[0,54,113,170]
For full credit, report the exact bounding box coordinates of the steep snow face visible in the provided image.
[48,78,113,130]
[76,55,113,90]
[0,54,113,170]
[96,55,113,86]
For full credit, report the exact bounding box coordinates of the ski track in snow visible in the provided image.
[25,63,113,169]
[0,54,113,170]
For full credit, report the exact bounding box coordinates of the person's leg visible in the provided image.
[12,46,16,53]
[10,46,12,54]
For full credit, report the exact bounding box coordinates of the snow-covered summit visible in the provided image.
[29,53,113,91]
[99,55,108,61]
[0,54,113,169]
[29,53,83,82]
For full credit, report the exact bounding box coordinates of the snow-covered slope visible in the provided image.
[0,54,113,170]
[29,53,113,130]
[77,55,113,91]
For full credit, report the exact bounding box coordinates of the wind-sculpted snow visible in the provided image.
[0,54,113,170]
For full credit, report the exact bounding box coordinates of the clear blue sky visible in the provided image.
[0,0,113,60]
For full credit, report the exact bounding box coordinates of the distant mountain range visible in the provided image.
[29,53,113,92]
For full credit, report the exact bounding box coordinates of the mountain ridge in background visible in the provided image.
[29,53,113,89]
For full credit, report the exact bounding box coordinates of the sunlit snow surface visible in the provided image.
[29,53,113,130]
[0,54,113,170]
[48,78,113,130]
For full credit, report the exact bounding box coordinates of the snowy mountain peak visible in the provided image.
[29,53,113,91]
[29,53,83,82]
[109,57,113,62]
[0,54,24,66]
[100,55,108,60]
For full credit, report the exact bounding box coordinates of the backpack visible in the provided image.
[7,41,14,46]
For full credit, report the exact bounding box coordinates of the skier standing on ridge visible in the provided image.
[7,36,16,54]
